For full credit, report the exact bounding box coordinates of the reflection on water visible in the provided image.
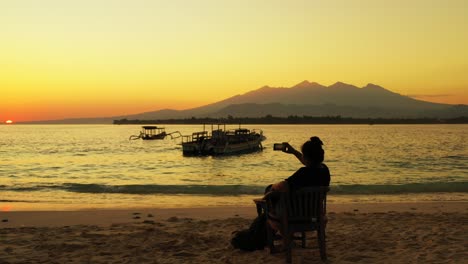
[0,124,467,209]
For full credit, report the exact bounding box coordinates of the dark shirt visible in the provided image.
[285,164,330,192]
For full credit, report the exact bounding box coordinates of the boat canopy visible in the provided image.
[142,126,163,130]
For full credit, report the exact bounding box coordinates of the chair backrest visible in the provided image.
[275,186,329,223]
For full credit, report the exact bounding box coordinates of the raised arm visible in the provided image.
[282,143,306,165]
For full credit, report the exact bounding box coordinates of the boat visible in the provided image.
[129,126,167,140]
[181,124,265,155]
[181,130,210,154]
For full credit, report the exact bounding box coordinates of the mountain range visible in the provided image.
[23,81,468,123]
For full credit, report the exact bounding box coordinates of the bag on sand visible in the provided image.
[231,214,266,251]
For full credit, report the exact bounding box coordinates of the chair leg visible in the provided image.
[317,225,327,261]
[285,233,292,263]
[266,223,275,254]
[301,231,306,248]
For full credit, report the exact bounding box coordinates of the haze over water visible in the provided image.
[1,124,467,210]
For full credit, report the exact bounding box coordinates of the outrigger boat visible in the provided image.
[181,124,266,156]
[129,126,167,140]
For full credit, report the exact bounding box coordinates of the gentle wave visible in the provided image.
[1,182,467,195]
[0,199,42,203]
[331,182,468,194]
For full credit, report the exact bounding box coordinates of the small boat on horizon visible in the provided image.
[181,124,266,156]
[129,126,167,140]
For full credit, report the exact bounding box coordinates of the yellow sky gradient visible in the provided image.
[2,0,467,122]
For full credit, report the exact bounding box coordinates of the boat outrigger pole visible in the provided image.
[166,131,182,139]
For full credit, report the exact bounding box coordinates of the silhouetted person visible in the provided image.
[264,136,330,235]
[232,137,330,251]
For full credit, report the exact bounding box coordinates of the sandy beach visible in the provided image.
[1,202,467,264]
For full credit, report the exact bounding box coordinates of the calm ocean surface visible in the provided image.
[1,124,467,210]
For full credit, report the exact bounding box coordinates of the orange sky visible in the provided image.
[1,0,467,122]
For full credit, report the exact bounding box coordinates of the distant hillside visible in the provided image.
[122,81,466,120]
[20,81,468,123]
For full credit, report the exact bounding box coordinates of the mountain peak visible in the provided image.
[362,83,399,95]
[363,83,384,90]
[329,81,357,89]
[292,80,321,89]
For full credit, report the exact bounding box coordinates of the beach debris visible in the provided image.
[167,216,179,222]
[147,214,154,218]
[1,219,8,222]
[353,209,359,212]
[132,212,141,219]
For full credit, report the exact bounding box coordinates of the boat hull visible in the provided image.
[141,133,166,140]
[210,139,263,155]
[182,142,203,155]
[182,138,263,156]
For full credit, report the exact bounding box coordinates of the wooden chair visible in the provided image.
[254,186,329,263]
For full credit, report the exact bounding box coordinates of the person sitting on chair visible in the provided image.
[264,136,330,233]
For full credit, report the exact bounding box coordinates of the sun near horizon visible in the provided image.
[1,0,467,122]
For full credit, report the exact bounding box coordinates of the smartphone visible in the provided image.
[273,143,285,151]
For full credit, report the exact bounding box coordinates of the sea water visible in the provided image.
[0,124,467,210]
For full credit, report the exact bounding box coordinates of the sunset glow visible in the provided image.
[1,0,467,122]
[6,120,13,124]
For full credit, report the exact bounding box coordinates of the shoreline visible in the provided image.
[1,192,467,213]
[1,201,466,228]
[10,122,468,125]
